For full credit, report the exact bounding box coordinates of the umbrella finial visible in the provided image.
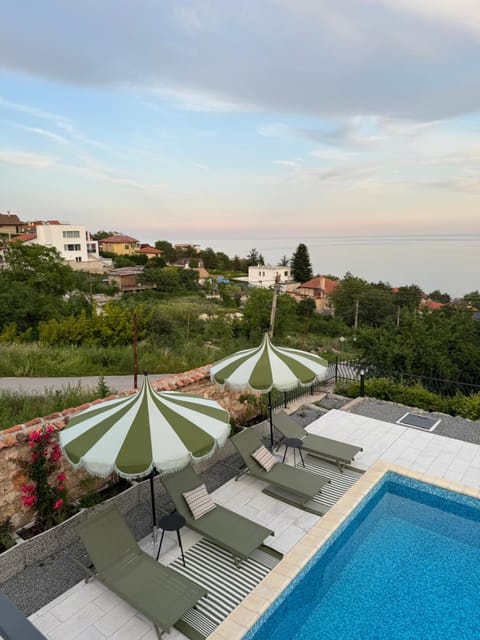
[144,370,149,377]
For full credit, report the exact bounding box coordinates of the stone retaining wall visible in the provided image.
[0,366,262,528]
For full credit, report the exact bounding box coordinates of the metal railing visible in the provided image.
[327,357,480,398]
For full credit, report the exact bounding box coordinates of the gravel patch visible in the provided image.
[0,457,241,617]
[348,397,480,445]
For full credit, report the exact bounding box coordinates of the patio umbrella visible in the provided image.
[210,333,328,448]
[59,376,230,535]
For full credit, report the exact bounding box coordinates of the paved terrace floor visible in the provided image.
[25,404,480,640]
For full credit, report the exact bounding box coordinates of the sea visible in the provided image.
[199,234,479,299]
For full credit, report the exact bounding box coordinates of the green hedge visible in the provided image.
[338,377,480,421]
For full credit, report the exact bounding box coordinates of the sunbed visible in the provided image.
[76,505,207,639]
[161,465,281,566]
[273,410,363,471]
[231,428,330,515]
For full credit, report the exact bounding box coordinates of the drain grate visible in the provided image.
[396,412,440,431]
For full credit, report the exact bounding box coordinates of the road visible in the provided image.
[0,374,171,395]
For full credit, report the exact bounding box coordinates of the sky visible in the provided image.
[0,1,479,295]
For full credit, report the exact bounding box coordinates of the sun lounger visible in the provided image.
[273,410,363,471]
[161,465,281,566]
[76,505,207,639]
[231,428,330,515]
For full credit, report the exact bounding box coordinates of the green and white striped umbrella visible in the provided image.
[59,377,230,479]
[210,333,328,447]
[210,332,328,393]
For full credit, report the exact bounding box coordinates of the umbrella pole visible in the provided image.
[149,473,158,543]
[268,391,274,450]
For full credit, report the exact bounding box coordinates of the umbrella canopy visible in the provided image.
[211,333,328,392]
[59,377,230,537]
[60,377,230,478]
[210,333,328,447]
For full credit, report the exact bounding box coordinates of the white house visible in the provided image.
[34,223,99,266]
[247,264,293,289]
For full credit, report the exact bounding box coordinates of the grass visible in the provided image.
[0,380,113,431]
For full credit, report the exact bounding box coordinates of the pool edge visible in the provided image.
[209,461,480,640]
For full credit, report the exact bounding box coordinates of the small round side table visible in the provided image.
[156,512,186,566]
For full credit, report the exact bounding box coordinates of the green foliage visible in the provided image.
[0,517,15,551]
[38,303,150,347]
[0,382,113,430]
[290,243,313,283]
[20,426,71,531]
[154,240,176,263]
[340,377,480,420]
[428,289,451,304]
[0,244,75,335]
[246,248,264,266]
[463,290,480,308]
[331,275,397,327]
[242,289,297,340]
[297,298,316,317]
[357,309,480,382]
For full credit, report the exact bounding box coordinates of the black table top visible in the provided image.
[158,512,186,531]
[283,437,303,448]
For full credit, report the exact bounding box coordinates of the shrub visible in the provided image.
[19,426,71,531]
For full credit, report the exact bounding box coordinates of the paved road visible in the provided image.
[0,374,170,394]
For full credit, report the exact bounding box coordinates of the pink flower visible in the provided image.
[57,472,66,483]
[22,483,36,494]
[57,484,65,491]
[46,425,56,434]
[53,498,63,510]
[22,495,37,507]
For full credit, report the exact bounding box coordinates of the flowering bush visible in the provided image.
[20,425,70,531]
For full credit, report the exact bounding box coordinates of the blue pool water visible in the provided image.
[245,473,480,640]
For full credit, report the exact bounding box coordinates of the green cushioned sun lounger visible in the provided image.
[231,428,330,515]
[162,465,280,566]
[77,505,207,639]
[273,410,363,471]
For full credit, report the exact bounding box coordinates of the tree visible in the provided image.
[0,244,75,335]
[463,291,480,308]
[199,247,218,271]
[394,284,423,311]
[93,230,115,240]
[279,255,289,266]
[246,248,264,267]
[429,289,451,304]
[330,274,396,328]
[154,240,176,264]
[242,289,296,340]
[290,243,313,283]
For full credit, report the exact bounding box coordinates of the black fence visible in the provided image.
[255,357,480,419]
[328,357,480,398]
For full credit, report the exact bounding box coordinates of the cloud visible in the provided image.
[1,1,480,120]
[0,149,52,168]
[14,124,68,144]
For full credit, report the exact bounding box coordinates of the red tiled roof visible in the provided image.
[100,234,139,243]
[299,276,339,295]
[9,232,37,243]
[422,299,445,310]
[137,246,161,254]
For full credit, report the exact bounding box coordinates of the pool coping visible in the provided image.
[209,460,480,640]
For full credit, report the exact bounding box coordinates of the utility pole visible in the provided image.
[268,273,281,338]
[133,312,138,389]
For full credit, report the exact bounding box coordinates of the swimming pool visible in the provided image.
[244,472,480,640]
